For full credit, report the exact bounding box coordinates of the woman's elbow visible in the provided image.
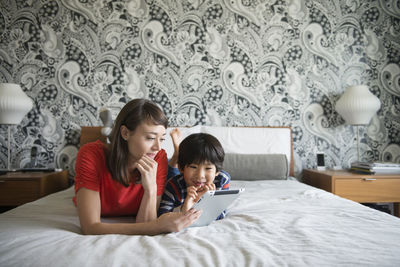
[80,227,91,235]
[80,225,93,235]
[80,223,100,235]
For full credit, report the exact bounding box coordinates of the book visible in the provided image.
[351,167,400,174]
[352,162,400,168]
[351,161,400,174]
[372,169,400,174]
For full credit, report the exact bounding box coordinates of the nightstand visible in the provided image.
[0,170,69,209]
[303,169,400,217]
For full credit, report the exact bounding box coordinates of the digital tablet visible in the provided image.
[190,188,244,227]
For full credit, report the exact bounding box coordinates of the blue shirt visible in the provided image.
[158,169,231,219]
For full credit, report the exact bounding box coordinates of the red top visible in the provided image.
[73,140,168,216]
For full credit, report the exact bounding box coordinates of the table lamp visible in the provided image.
[0,83,33,171]
[335,85,381,163]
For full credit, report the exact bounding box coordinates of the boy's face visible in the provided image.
[181,162,220,188]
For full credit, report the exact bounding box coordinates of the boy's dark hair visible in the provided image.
[178,133,225,172]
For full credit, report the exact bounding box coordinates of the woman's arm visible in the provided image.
[76,187,201,235]
[134,155,159,223]
[135,191,159,223]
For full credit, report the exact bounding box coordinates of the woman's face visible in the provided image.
[121,121,166,162]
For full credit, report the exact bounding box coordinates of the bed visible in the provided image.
[1,126,399,266]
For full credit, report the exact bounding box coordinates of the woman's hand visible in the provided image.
[156,209,202,233]
[135,155,158,193]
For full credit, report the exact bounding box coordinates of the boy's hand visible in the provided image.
[181,186,198,212]
[199,183,216,192]
[181,184,216,212]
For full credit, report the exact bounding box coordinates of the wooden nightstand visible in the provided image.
[303,169,400,217]
[0,170,69,208]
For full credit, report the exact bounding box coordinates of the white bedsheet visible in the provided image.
[1,180,399,267]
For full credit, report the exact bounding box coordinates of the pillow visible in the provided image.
[223,153,289,180]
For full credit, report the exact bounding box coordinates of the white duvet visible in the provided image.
[1,180,399,267]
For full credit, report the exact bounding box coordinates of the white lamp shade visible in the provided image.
[0,83,33,125]
[335,85,381,125]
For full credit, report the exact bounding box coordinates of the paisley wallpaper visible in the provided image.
[0,0,399,179]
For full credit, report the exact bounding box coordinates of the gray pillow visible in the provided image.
[223,153,289,180]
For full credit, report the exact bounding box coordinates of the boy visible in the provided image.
[158,129,230,219]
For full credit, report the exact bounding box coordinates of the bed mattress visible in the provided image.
[1,180,399,266]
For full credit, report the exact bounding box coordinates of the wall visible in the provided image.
[0,0,399,177]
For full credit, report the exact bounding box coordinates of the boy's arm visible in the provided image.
[214,170,231,220]
[216,170,231,190]
[158,181,180,216]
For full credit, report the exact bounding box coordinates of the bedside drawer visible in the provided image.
[335,178,400,203]
[0,179,41,206]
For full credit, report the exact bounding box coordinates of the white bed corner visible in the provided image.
[1,126,400,267]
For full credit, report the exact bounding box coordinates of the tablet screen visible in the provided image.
[191,188,244,227]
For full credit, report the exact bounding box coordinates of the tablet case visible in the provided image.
[190,188,244,227]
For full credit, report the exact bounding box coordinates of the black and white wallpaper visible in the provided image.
[0,0,399,178]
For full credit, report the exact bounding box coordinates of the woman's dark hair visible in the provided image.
[178,133,225,172]
[106,98,168,186]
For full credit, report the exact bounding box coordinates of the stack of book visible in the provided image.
[351,162,400,174]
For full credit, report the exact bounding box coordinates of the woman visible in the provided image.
[74,99,201,235]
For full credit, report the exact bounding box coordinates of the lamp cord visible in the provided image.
[7,125,10,170]
[356,125,360,163]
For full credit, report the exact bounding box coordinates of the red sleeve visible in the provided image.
[74,141,105,193]
[155,149,168,196]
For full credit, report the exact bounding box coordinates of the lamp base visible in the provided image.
[7,125,11,171]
